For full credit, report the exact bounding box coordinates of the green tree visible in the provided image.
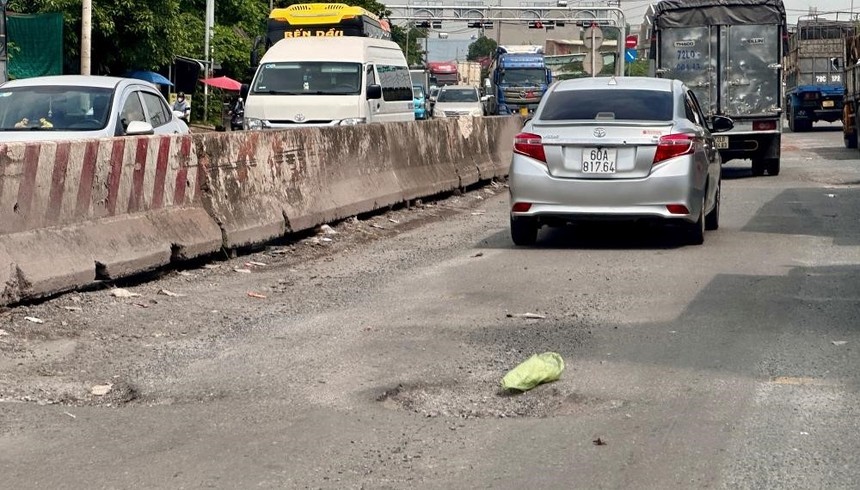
[391,26,426,66]
[468,36,497,61]
[627,59,649,76]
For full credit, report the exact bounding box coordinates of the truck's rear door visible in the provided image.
[657,27,717,114]
[722,24,782,117]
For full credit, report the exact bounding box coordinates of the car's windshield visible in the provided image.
[0,86,113,131]
[437,88,479,103]
[413,87,424,98]
[540,89,674,121]
[500,68,546,86]
[252,62,362,95]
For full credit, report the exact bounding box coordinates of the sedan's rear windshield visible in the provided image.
[540,89,673,121]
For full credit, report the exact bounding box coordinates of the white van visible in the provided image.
[243,37,414,128]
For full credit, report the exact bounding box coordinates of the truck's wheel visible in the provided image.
[751,159,766,177]
[765,158,780,176]
[845,129,858,149]
[510,216,538,246]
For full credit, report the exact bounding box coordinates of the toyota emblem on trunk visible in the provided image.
[593,128,606,138]
[295,113,306,122]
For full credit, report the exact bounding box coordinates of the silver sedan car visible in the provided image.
[509,76,733,246]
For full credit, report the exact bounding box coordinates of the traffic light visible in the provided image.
[416,20,431,28]
[467,21,482,28]
[483,21,493,30]
[528,20,544,29]
[431,20,442,29]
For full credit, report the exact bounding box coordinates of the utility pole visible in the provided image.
[81,0,92,75]
[0,0,9,82]
[203,0,214,123]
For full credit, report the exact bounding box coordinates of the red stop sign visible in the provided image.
[626,35,638,49]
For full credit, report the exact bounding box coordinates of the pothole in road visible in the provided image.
[376,380,627,419]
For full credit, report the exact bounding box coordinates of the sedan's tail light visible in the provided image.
[653,134,694,165]
[752,120,777,131]
[514,132,546,163]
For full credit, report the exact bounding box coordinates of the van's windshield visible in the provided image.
[252,62,363,95]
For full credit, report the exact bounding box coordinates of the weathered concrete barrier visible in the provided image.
[0,116,521,305]
[0,135,222,304]
[200,116,522,249]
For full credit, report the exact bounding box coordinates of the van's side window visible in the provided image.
[376,65,412,101]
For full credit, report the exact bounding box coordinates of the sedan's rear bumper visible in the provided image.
[509,155,703,223]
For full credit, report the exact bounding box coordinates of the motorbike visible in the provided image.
[229,105,244,131]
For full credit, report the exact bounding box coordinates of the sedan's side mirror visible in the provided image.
[367,84,382,100]
[710,115,734,133]
[126,120,155,135]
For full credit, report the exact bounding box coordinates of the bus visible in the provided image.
[266,3,391,49]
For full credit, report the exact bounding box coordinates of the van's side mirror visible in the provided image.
[240,83,250,100]
[367,84,382,100]
[484,78,492,89]
[710,115,734,133]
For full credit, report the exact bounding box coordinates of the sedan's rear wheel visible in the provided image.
[510,216,538,246]
[685,197,706,245]
[705,183,720,231]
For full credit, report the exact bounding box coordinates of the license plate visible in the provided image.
[715,136,729,149]
[519,106,529,116]
[582,148,617,173]
[823,100,835,108]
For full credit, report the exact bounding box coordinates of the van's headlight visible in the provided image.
[339,118,366,126]
[245,118,267,130]
[470,108,483,116]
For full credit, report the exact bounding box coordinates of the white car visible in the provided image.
[432,85,488,118]
[0,75,189,142]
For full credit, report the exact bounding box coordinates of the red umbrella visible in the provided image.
[202,76,242,91]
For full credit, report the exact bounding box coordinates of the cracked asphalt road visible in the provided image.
[1,125,859,489]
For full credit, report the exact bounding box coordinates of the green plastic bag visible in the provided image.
[501,352,565,392]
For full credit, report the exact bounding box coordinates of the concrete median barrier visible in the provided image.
[0,136,222,304]
[1,116,518,305]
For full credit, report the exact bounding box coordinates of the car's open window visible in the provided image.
[140,91,171,128]
[120,91,146,132]
[684,92,701,125]
[688,90,710,130]
[540,89,673,121]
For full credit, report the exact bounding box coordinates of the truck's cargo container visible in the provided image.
[646,0,786,176]
[842,31,860,149]
[784,19,854,133]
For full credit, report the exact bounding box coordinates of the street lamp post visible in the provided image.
[0,0,10,82]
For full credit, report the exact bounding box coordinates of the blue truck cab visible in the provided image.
[484,46,552,116]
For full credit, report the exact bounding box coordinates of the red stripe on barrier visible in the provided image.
[194,149,206,202]
[173,137,192,205]
[46,142,71,224]
[106,139,125,216]
[15,144,41,220]
[75,140,100,217]
[151,137,171,209]
[127,138,149,213]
